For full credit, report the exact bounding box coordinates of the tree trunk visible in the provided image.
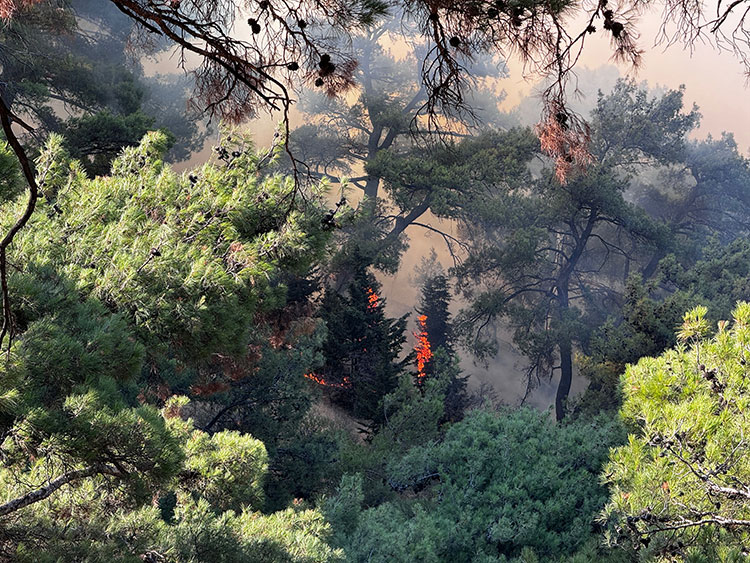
[552,212,592,422]
[641,248,666,280]
[363,175,380,203]
[554,279,573,421]
[555,337,573,421]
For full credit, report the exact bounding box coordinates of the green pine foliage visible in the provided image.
[0,130,339,559]
[0,143,24,205]
[0,0,206,171]
[577,239,750,417]
[603,303,750,558]
[329,408,625,562]
[5,131,329,366]
[1,398,342,562]
[62,109,172,177]
[331,355,458,506]
[4,49,750,561]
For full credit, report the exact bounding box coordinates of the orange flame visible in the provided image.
[414,314,432,386]
[304,372,351,388]
[366,287,379,310]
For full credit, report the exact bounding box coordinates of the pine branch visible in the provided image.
[0,464,123,517]
[0,93,39,353]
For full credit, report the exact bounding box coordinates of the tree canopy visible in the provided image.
[604,303,750,559]
[4,2,750,561]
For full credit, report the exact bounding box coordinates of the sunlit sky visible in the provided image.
[499,9,750,151]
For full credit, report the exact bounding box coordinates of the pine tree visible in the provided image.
[0,131,340,559]
[604,303,750,557]
[416,273,455,370]
[315,265,407,430]
[415,273,467,421]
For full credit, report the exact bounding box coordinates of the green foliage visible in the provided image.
[370,127,539,221]
[316,265,408,429]
[0,130,339,560]
[331,408,625,562]
[330,357,457,507]
[6,131,329,365]
[580,238,750,416]
[604,302,750,558]
[0,143,24,205]
[417,273,455,359]
[1,132,332,512]
[675,305,710,343]
[415,274,468,420]
[290,25,513,272]
[591,80,700,165]
[184,429,268,512]
[62,110,172,177]
[633,133,750,256]
[1,399,342,562]
[575,275,695,416]
[323,474,365,547]
[665,239,750,321]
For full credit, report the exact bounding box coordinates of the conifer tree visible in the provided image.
[0,131,340,559]
[416,273,455,368]
[603,303,750,557]
[0,1,205,173]
[415,273,467,421]
[315,264,408,430]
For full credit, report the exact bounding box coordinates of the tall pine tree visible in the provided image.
[416,273,455,365]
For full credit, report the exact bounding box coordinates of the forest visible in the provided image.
[3,0,750,561]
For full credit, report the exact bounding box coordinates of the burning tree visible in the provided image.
[414,272,468,420]
[413,314,432,390]
[315,265,408,431]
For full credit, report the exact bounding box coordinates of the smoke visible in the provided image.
[125,6,750,412]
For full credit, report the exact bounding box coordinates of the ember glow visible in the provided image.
[414,314,432,385]
[304,372,351,388]
[366,287,379,310]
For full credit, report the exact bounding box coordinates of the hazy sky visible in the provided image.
[498,10,750,151]
[154,9,750,409]
[153,7,750,154]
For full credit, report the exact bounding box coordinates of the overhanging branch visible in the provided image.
[0,94,39,352]
[0,464,123,518]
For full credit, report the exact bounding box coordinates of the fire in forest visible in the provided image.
[304,287,381,390]
[414,314,432,386]
[366,287,379,310]
[303,372,351,388]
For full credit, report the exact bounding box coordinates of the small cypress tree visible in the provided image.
[416,273,455,362]
[415,274,468,421]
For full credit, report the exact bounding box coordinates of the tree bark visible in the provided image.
[0,95,40,350]
[555,337,573,421]
[641,248,666,280]
[554,278,573,421]
[553,212,596,420]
